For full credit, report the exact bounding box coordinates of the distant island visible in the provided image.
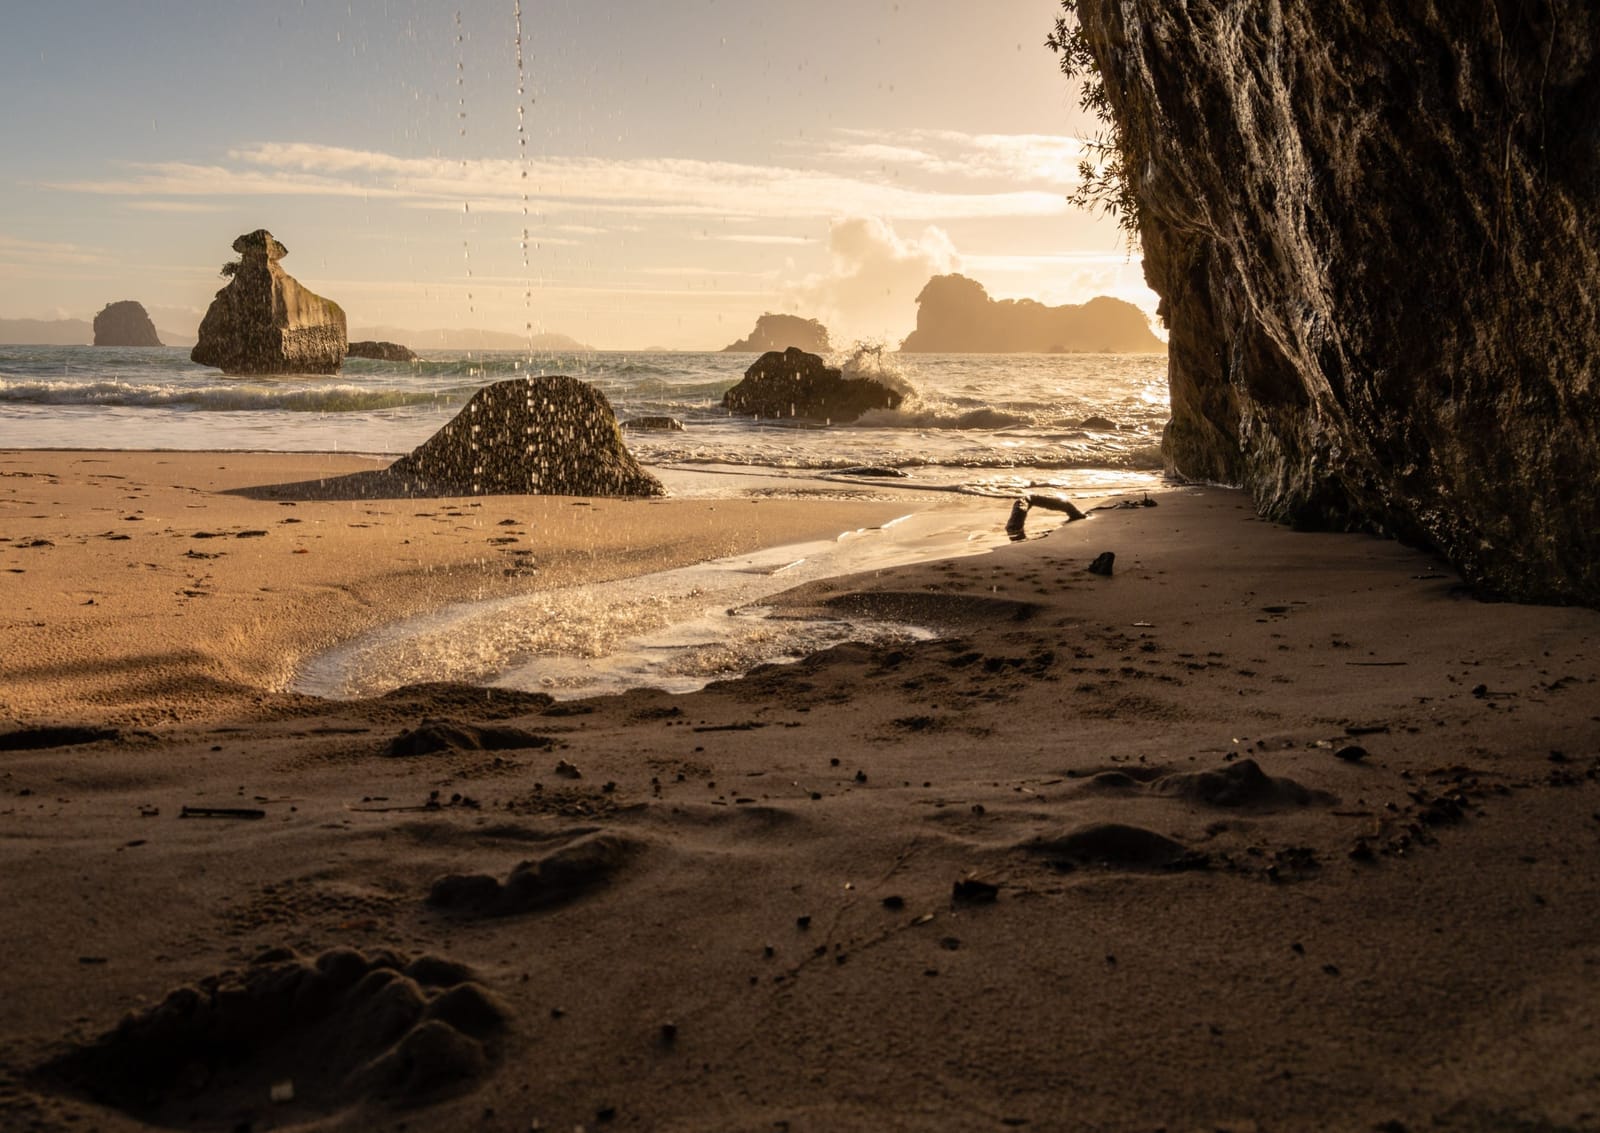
[722,313,831,353]
[899,274,1163,353]
[93,301,163,347]
[0,316,194,348]
[352,326,594,352]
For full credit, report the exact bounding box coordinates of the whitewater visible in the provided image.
[0,345,1168,499]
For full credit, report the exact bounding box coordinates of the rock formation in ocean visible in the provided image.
[898,274,1162,353]
[1075,2,1600,604]
[91,301,162,347]
[721,347,903,423]
[722,313,832,354]
[346,340,418,362]
[191,230,347,375]
[388,376,664,497]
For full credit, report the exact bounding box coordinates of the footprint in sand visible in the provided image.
[1150,758,1337,810]
[427,831,641,918]
[1020,822,1211,872]
[38,947,507,1125]
[386,719,554,757]
[0,726,122,751]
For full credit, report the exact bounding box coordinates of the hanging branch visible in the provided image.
[1046,2,1141,246]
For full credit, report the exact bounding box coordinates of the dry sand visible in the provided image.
[2,450,1598,1132]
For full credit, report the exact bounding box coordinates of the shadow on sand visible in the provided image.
[223,467,447,502]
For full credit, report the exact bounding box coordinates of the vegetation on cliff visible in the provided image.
[1069,1,1600,604]
[1046,3,1140,244]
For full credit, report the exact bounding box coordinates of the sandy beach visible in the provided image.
[2,450,1598,1132]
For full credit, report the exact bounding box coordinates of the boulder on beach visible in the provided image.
[721,347,902,423]
[388,376,664,497]
[347,340,418,362]
[191,230,347,375]
[92,301,162,347]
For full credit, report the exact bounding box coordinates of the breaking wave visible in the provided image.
[0,378,468,413]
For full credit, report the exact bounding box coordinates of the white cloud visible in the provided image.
[635,266,773,278]
[789,217,959,346]
[712,234,811,246]
[123,200,228,214]
[814,129,1092,186]
[47,142,1070,224]
[0,234,107,266]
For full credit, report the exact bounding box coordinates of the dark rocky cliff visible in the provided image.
[1075,1,1600,603]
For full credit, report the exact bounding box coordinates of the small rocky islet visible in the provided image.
[191,230,347,375]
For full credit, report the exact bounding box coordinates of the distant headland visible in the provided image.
[899,274,1164,353]
[722,314,831,354]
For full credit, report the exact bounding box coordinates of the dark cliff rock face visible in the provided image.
[192,230,347,375]
[721,347,903,423]
[899,274,1163,352]
[389,377,664,498]
[347,340,418,362]
[92,301,162,347]
[1077,1,1600,603]
[722,314,832,354]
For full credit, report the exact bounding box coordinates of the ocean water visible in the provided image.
[0,345,1169,499]
[1,344,1172,697]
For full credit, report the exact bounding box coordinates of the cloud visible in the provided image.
[123,200,228,214]
[0,234,107,266]
[712,234,811,246]
[961,252,1160,323]
[811,129,1092,186]
[789,217,959,346]
[47,142,1070,224]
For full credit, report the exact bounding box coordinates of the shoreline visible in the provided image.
[2,449,1598,1130]
[0,449,939,724]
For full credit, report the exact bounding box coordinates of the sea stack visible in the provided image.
[92,301,162,347]
[191,230,347,375]
[388,376,665,497]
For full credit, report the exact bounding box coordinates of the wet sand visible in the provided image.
[2,450,1598,1132]
[0,451,915,723]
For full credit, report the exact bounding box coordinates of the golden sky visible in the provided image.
[0,0,1153,349]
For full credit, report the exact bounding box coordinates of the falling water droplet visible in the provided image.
[514,0,536,354]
